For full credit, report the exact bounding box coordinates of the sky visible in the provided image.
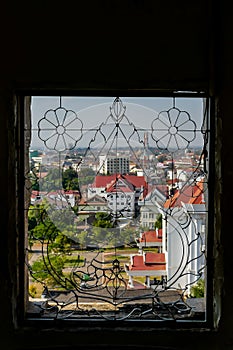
[30,96,206,151]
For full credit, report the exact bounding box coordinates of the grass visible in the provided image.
[103,254,130,262]
[133,276,146,284]
[142,247,159,253]
[63,255,84,268]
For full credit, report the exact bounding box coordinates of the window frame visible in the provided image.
[15,89,216,331]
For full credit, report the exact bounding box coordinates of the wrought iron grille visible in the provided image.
[25,96,209,321]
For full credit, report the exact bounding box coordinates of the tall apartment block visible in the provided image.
[99,155,130,175]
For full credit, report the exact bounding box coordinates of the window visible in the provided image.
[22,94,212,325]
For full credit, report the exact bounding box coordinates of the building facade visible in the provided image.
[99,155,130,175]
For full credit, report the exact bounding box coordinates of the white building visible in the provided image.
[88,174,148,218]
[125,252,166,289]
[162,179,206,294]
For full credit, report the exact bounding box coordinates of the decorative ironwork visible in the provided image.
[26,96,208,321]
[151,101,196,152]
[38,97,83,152]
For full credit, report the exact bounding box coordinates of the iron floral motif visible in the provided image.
[38,106,83,152]
[151,107,196,152]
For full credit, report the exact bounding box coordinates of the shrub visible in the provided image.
[190,278,205,298]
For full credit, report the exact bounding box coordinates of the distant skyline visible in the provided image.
[30,96,206,151]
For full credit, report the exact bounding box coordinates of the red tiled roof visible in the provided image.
[139,230,162,243]
[106,174,134,193]
[78,196,107,206]
[93,174,146,188]
[129,253,166,271]
[91,174,148,198]
[164,179,204,208]
[31,190,47,199]
[189,181,204,204]
[156,185,169,197]
[145,252,165,264]
[64,190,80,194]
[124,174,147,188]
[93,175,117,187]
[106,187,133,193]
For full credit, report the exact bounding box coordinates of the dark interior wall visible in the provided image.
[2,0,210,91]
[0,1,232,349]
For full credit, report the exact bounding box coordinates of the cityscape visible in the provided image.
[26,97,208,321]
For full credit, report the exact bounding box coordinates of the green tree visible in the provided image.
[120,226,138,246]
[190,279,205,298]
[49,207,75,230]
[77,230,89,249]
[28,200,77,244]
[29,170,40,191]
[47,168,60,180]
[28,201,48,224]
[78,168,95,187]
[155,214,162,230]
[49,233,72,254]
[28,201,59,242]
[39,168,62,192]
[93,212,114,228]
[28,201,65,245]
[28,215,37,231]
[62,168,80,191]
[92,226,108,243]
[31,255,65,287]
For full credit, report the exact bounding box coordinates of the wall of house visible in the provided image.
[0,1,232,349]
[164,207,206,292]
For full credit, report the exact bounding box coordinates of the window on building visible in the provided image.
[22,94,212,326]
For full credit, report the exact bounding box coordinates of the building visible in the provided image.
[88,174,148,218]
[136,229,163,253]
[125,252,166,289]
[78,194,108,214]
[127,179,206,293]
[162,179,206,293]
[99,155,130,175]
[31,189,80,208]
[75,195,108,232]
[105,174,136,217]
[138,185,168,229]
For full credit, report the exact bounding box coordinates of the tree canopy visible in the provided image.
[155,214,162,230]
[28,200,75,252]
[62,168,80,191]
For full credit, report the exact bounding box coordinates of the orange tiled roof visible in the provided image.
[164,179,204,208]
